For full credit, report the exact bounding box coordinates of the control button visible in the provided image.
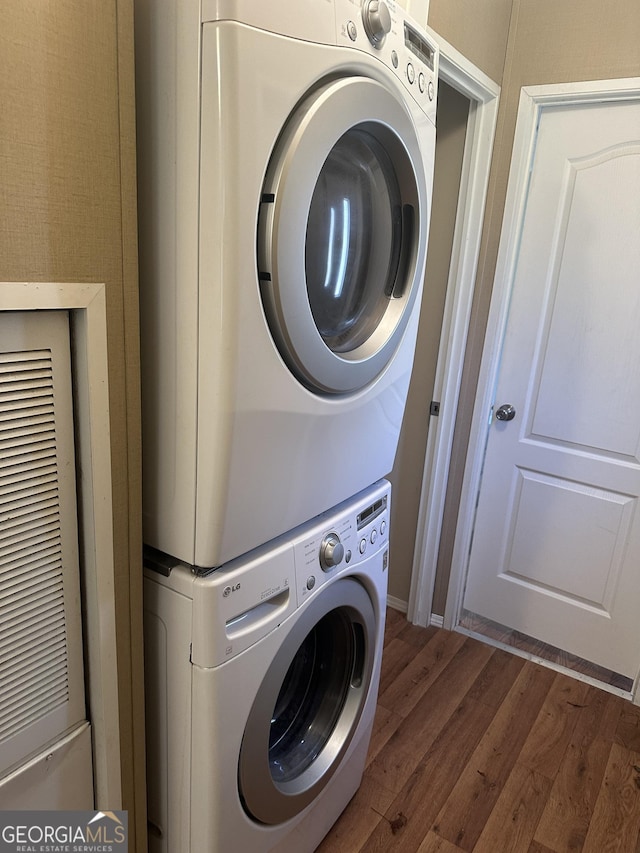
[345,549,352,564]
[428,80,435,101]
[362,0,392,49]
[359,538,367,555]
[380,519,387,536]
[418,72,425,93]
[320,532,344,571]
[407,62,415,84]
[347,20,357,41]
[370,528,378,545]
[391,50,398,69]
[306,575,316,591]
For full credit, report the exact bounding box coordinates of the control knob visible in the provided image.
[362,0,392,48]
[320,533,345,571]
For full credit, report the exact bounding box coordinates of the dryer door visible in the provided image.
[238,578,376,825]
[258,75,427,394]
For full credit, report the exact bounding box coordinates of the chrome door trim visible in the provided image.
[238,578,376,825]
[258,75,427,394]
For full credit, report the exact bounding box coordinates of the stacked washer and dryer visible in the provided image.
[135,0,438,850]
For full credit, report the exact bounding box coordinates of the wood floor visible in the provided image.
[317,608,640,853]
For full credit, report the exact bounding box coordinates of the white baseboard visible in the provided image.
[386,595,408,613]
[386,596,445,629]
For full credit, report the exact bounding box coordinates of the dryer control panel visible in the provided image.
[200,1,438,123]
[334,0,438,123]
[293,479,391,606]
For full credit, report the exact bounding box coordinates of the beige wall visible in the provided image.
[0,3,146,849]
[431,0,640,614]
[429,0,513,85]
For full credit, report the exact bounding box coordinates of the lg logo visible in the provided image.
[223,583,241,598]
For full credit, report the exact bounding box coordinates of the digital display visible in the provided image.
[404,22,435,70]
[357,496,387,529]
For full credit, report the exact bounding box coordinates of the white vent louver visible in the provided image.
[0,350,69,743]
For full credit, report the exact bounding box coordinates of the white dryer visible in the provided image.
[144,479,390,852]
[135,0,438,569]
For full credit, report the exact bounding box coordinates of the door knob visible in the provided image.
[495,404,516,422]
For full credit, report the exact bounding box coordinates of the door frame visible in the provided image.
[442,78,640,703]
[407,30,500,626]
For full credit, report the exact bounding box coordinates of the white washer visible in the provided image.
[135,0,438,570]
[144,479,391,853]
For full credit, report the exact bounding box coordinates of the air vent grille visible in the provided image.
[0,350,69,743]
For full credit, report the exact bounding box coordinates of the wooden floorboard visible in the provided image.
[316,612,640,853]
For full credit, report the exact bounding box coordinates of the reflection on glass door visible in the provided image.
[306,128,404,353]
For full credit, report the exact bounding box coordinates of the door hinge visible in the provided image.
[430,401,440,417]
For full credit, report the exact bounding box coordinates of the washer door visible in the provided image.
[258,75,427,394]
[238,578,377,825]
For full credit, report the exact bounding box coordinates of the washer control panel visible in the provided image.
[293,479,390,604]
[335,0,438,122]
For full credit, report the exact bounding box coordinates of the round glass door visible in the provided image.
[269,607,361,783]
[306,128,403,354]
[238,579,376,825]
[258,75,427,395]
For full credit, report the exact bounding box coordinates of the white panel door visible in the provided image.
[463,95,640,679]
